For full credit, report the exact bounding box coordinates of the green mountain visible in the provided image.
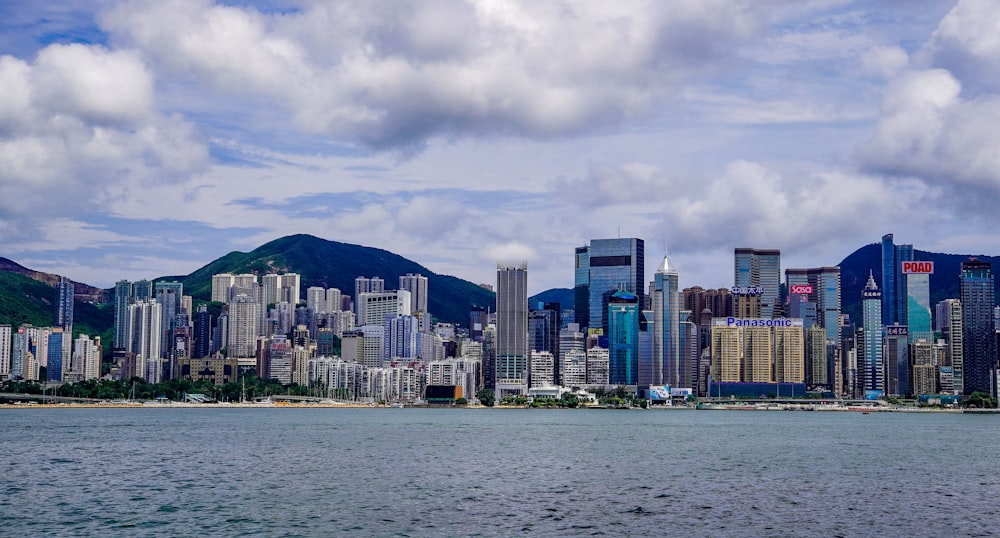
[173,234,496,326]
[528,288,573,312]
[839,244,1000,325]
[0,270,113,349]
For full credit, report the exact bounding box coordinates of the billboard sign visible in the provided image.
[649,385,671,401]
[716,317,803,327]
[885,325,908,336]
[901,261,934,274]
[862,289,881,299]
[789,284,813,295]
[731,286,765,296]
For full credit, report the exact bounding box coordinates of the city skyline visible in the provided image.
[4,2,1000,293]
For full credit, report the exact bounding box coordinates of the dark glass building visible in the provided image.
[960,259,996,397]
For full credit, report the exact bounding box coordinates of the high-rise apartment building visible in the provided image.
[56,276,73,331]
[937,299,964,393]
[227,294,260,359]
[496,263,528,396]
[127,299,162,383]
[576,238,644,332]
[326,288,342,314]
[354,276,385,317]
[357,290,412,326]
[211,274,236,302]
[911,340,937,396]
[734,248,781,319]
[262,273,301,305]
[306,287,326,313]
[399,273,429,316]
[193,305,212,359]
[960,259,996,396]
[0,324,11,380]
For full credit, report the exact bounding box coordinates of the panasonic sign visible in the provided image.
[715,317,803,327]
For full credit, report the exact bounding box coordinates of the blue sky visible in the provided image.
[2,0,999,295]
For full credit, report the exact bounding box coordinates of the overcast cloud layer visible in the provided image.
[1,0,998,295]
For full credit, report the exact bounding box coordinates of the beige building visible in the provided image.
[710,318,804,384]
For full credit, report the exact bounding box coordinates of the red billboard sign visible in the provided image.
[789,284,813,295]
[901,261,934,274]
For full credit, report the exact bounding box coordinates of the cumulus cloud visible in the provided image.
[926,0,1000,94]
[0,43,207,241]
[100,0,760,149]
[860,67,1000,200]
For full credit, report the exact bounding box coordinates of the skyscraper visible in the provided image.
[127,299,162,383]
[734,248,781,319]
[584,238,644,332]
[650,253,681,387]
[496,263,528,396]
[193,304,212,359]
[227,294,260,359]
[155,281,184,368]
[903,262,932,344]
[861,271,884,394]
[785,267,841,343]
[528,303,561,385]
[884,324,909,397]
[56,276,73,331]
[211,273,236,302]
[113,280,132,350]
[881,234,896,326]
[0,324,11,380]
[937,298,964,394]
[573,246,590,327]
[960,259,996,397]
[607,289,639,386]
[47,330,66,382]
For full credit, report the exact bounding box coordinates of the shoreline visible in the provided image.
[1,402,995,413]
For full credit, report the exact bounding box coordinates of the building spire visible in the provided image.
[656,251,678,275]
[865,269,878,290]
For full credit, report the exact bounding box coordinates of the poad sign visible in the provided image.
[901,261,934,274]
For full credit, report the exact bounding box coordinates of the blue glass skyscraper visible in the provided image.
[607,289,639,386]
[881,234,895,326]
[881,233,913,327]
[585,238,644,333]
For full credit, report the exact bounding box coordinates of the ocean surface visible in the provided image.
[1,407,998,537]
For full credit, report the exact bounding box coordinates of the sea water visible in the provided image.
[1,408,997,537]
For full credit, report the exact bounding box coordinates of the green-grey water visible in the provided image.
[1,408,997,536]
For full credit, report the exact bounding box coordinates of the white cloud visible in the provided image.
[859,45,909,78]
[926,0,1000,93]
[860,67,1000,200]
[0,43,207,240]
[100,0,761,148]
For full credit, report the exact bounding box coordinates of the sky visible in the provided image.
[2,0,1000,295]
